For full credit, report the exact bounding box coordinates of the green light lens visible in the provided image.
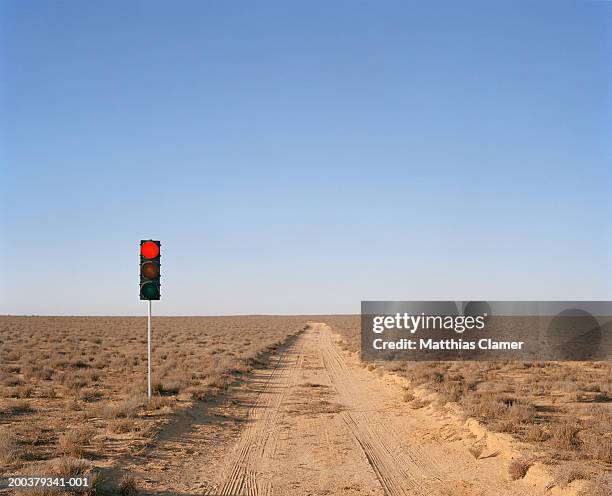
[141,282,159,300]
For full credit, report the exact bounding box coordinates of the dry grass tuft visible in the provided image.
[554,463,592,487]
[108,418,137,434]
[58,428,95,458]
[584,436,612,463]
[408,398,431,409]
[508,459,532,480]
[549,422,582,451]
[19,457,99,496]
[402,390,415,403]
[522,424,550,442]
[468,444,483,459]
[0,429,22,466]
[187,386,209,401]
[118,474,139,496]
[0,399,35,415]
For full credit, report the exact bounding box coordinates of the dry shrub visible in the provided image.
[462,393,535,433]
[468,444,483,459]
[442,381,467,403]
[523,424,550,442]
[462,393,507,418]
[585,437,612,463]
[582,382,601,392]
[402,390,415,403]
[3,375,24,387]
[144,395,173,411]
[549,422,582,451]
[15,422,51,451]
[507,402,536,423]
[58,428,94,458]
[90,403,120,419]
[24,364,53,381]
[492,419,522,434]
[39,387,58,399]
[385,362,405,372]
[203,373,232,390]
[5,364,21,373]
[187,386,209,401]
[156,380,183,395]
[91,396,144,419]
[108,418,137,434]
[151,377,164,395]
[71,359,90,369]
[231,359,251,375]
[508,459,532,480]
[554,463,592,487]
[6,385,34,398]
[0,429,22,465]
[21,457,99,496]
[66,398,82,411]
[118,474,139,496]
[5,349,22,361]
[0,399,35,415]
[82,369,100,383]
[80,388,103,402]
[409,398,431,409]
[61,371,90,391]
[91,357,106,369]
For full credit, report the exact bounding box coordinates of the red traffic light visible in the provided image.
[141,241,159,259]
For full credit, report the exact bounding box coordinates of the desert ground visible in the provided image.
[0,316,610,495]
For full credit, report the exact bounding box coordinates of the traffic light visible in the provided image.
[140,240,161,300]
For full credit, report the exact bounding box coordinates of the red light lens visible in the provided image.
[141,241,159,259]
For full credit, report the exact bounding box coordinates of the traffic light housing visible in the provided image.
[140,240,161,300]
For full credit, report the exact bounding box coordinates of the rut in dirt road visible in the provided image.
[213,343,305,496]
[205,324,535,496]
[319,328,444,496]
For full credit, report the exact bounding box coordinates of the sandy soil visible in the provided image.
[123,323,548,496]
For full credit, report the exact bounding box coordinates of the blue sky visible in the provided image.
[1,1,610,315]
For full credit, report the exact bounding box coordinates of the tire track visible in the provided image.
[210,341,305,496]
[317,324,443,496]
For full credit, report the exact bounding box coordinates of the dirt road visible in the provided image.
[130,323,540,496]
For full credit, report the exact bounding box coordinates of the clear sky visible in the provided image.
[1,1,610,315]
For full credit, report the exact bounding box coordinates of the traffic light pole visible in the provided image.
[147,300,152,400]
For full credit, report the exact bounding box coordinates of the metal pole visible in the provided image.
[147,300,152,400]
